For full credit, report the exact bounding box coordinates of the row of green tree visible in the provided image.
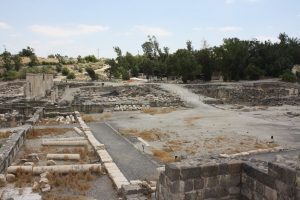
[105,33,300,82]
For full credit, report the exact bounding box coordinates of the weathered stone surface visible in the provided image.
[6,173,16,182]
[264,186,277,200]
[46,160,56,166]
[165,164,180,181]
[0,174,6,187]
[268,162,296,185]
[180,166,201,179]
[193,178,204,190]
[201,164,219,177]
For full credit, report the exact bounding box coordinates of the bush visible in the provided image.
[121,70,130,80]
[56,64,62,73]
[62,67,70,76]
[281,70,297,82]
[3,70,19,80]
[86,67,98,80]
[67,72,75,79]
[245,64,264,80]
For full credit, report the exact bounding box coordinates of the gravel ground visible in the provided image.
[104,83,300,161]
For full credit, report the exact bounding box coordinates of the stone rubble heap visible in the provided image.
[185,82,300,106]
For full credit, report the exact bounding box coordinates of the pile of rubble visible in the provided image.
[73,84,183,111]
[55,115,76,124]
[185,82,300,106]
[113,104,150,112]
[0,111,20,128]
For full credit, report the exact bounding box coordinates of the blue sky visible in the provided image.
[0,0,299,58]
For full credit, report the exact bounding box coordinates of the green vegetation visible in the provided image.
[62,67,70,76]
[105,33,300,83]
[1,33,300,83]
[85,67,98,80]
[67,72,76,79]
[281,70,297,82]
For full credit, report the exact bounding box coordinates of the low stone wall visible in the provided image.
[156,159,300,200]
[44,104,104,114]
[242,162,299,200]
[156,161,242,200]
[0,125,31,173]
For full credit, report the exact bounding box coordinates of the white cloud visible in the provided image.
[255,36,279,43]
[135,25,172,37]
[30,24,109,37]
[225,0,258,4]
[219,26,243,32]
[0,22,11,29]
[194,26,243,33]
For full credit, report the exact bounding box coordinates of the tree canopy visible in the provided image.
[105,33,300,82]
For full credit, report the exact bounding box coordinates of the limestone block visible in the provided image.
[6,174,16,182]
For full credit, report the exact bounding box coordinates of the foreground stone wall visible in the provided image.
[0,125,31,173]
[156,161,242,200]
[156,159,300,200]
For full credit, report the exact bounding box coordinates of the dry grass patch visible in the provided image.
[142,107,176,115]
[81,113,112,123]
[184,116,201,126]
[43,194,87,200]
[46,171,98,193]
[15,169,34,188]
[120,128,169,142]
[152,149,174,163]
[26,128,72,139]
[0,131,11,139]
[163,139,190,152]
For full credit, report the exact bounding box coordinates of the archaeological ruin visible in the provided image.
[0,74,299,200]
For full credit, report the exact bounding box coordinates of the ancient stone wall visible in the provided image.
[185,82,300,106]
[156,159,300,200]
[25,73,54,100]
[0,125,31,173]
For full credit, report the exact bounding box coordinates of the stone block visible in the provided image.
[184,179,194,192]
[218,163,229,175]
[268,162,296,185]
[159,172,167,187]
[180,165,202,180]
[228,161,242,174]
[242,164,275,189]
[165,164,180,181]
[241,185,252,200]
[201,164,219,177]
[228,186,240,195]
[184,191,197,200]
[121,184,143,196]
[255,180,265,195]
[252,192,264,200]
[204,176,218,188]
[194,178,204,190]
[229,174,241,187]
[275,180,295,198]
[204,187,218,199]
[264,186,277,200]
[169,180,184,193]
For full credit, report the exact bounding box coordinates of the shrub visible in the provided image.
[67,72,75,79]
[86,67,98,80]
[281,70,297,82]
[245,64,264,80]
[62,67,70,76]
[3,70,19,80]
[56,64,62,73]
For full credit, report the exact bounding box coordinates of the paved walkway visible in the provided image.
[88,122,159,181]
